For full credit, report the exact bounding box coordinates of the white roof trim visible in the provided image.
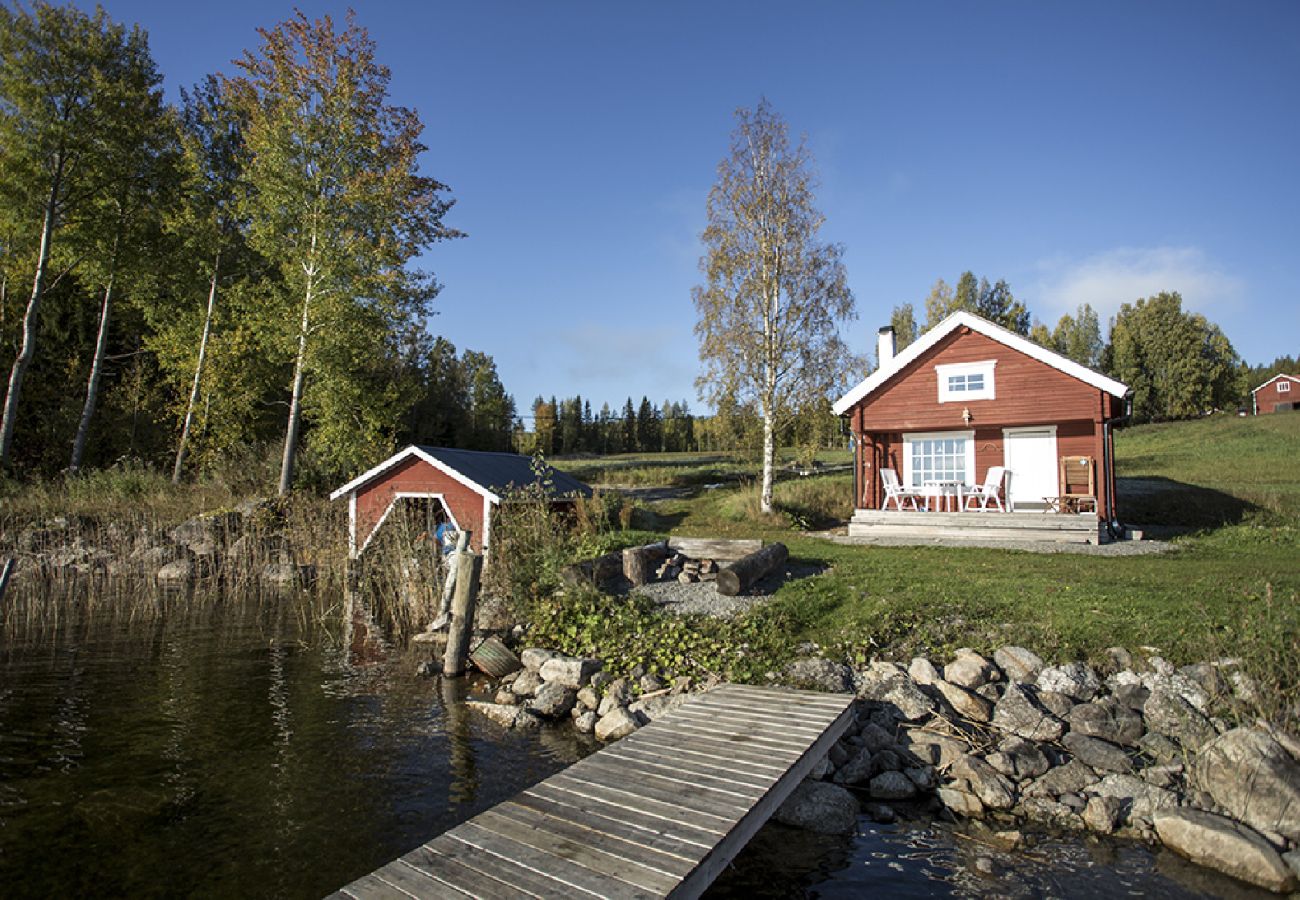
[1251,374,1300,394]
[833,310,1129,415]
[329,445,501,504]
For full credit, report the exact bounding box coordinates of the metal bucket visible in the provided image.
[469,635,522,679]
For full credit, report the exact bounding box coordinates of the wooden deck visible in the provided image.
[847,509,1103,543]
[331,683,855,900]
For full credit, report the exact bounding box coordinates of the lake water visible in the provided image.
[0,594,1263,898]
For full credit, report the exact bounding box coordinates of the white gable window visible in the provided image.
[1280,381,1292,393]
[903,431,975,488]
[936,361,996,402]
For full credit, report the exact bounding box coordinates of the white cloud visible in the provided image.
[1030,246,1245,324]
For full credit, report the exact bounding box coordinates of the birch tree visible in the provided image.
[225,11,459,494]
[165,77,246,483]
[0,4,152,468]
[693,100,856,513]
[68,32,173,473]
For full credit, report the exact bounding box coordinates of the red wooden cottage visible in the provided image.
[833,311,1130,524]
[330,446,592,558]
[1251,374,1300,415]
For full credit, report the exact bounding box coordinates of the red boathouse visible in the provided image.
[330,446,592,558]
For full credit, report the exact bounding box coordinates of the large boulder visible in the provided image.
[908,657,940,686]
[1092,773,1178,825]
[520,648,559,672]
[994,646,1044,683]
[466,701,526,728]
[594,707,640,741]
[539,655,602,689]
[1144,688,1217,750]
[1036,662,1100,702]
[1154,809,1298,893]
[774,780,860,835]
[1067,700,1145,747]
[784,657,854,693]
[529,682,577,718]
[1062,733,1133,774]
[992,683,1065,742]
[900,730,972,770]
[869,770,917,800]
[944,650,997,689]
[857,662,935,721]
[986,736,1050,782]
[951,755,1016,810]
[933,679,993,722]
[1193,728,1300,843]
[1024,760,1098,799]
[155,558,194,585]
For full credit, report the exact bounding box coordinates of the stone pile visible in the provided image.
[466,647,696,741]
[778,646,1300,894]
[654,553,717,585]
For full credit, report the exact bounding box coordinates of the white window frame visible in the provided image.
[903,430,976,488]
[1279,381,1292,394]
[936,360,996,402]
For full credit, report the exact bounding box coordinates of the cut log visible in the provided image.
[715,542,788,597]
[622,540,668,587]
[668,537,762,562]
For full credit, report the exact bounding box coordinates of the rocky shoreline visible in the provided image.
[2,504,321,590]
[467,644,1300,894]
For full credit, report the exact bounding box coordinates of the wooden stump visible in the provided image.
[622,540,668,586]
[443,551,482,677]
[715,542,788,597]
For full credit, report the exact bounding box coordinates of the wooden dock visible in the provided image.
[331,683,855,899]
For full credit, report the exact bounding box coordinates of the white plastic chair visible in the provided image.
[881,468,922,511]
[964,466,1008,512]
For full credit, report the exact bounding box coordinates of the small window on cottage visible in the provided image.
[936,361,996,402]
[1279,381,1293,394]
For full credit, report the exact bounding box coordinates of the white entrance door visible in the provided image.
[1003,427,1058,511]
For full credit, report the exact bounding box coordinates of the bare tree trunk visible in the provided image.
[69,267,117,474]
[761,400,775,513]
[278,269,314,497]
[0,163,62,468]
[173,251,220,484]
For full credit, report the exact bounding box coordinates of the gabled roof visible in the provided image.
[1251,374,1300,394]
[330,445,592,503]
[832,310,1129,415]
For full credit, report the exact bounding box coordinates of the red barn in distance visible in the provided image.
[330,446,592,558]
[1251,374,1300,415]
[833,311,1130,533]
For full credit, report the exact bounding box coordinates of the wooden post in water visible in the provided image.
[0,558,15,606]
[442,532,481,677]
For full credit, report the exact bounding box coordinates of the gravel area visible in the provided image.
[615,560,826,618]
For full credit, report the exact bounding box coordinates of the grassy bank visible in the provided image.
[535,415,1299,724]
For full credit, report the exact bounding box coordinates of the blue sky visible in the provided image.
[93,1,1300,414]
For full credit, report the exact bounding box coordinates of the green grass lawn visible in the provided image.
[548,415,1299,720]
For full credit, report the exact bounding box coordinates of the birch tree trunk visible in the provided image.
[172,251,220,483]
[69,267,116,474]
[0,161,62,468]
[278,259,315,496]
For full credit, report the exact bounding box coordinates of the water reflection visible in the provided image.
[0,593,592,899]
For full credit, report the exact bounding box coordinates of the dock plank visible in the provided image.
[334,684,854,900]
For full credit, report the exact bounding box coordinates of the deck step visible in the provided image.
[848,510,1101,543]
